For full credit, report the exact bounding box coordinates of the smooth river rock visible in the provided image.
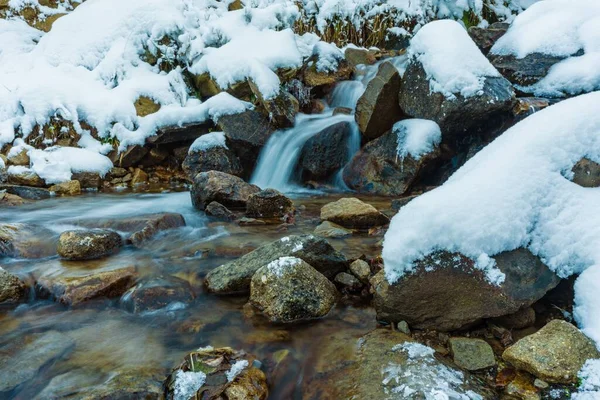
[57,229,123,260]
[191,170,260,211]
[245,188,294,219]
[320,197,389,229]
[0,267,26,304]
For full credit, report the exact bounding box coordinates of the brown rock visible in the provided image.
[182,142,243,180]
[191,170,260,211]
[205,201,236,221]
[0,192,27,207]
[120,275,194,313]
[0,267,26,304]
[134,96,161,117]
[111,145,148,168]
[245,188,294,219]
[0,223,57,258]
[131,168,148,186]
[572,157,600,188]
[491,307,536,329]
[49,180,81,196]
[344,48,377,67]
[57,229,123,260]
[71,172,102,189]
[320,197,389,229]
[8,168,45,187]
[7,148,30,166]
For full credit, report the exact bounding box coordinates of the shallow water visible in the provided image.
[0,190,393,399]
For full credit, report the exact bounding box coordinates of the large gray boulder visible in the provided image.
[205,235,347,295]
[182,144,243,180]
[191,171,260,211]
[373,249,560,331]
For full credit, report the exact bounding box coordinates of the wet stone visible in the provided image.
[314,220,353,238]
[0,184,50,200]
[0,266,26,304]
[205,201,236,221]
[320,197,389,229]
[0,223,57,258]
[57,229,123,260]
[449,337,496,371]
[572,157,600,188]
[245,188,294,219]
[349,259,371,283]
[334,272,362,291]
[120,275,195,313]
[49,180,81,196]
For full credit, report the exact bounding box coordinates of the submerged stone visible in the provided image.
[0,223,57,258]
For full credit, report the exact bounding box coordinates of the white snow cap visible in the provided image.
[189,132,228,154]
[382,91,600,347]
[28,146,113,184]
[393,119,441,161]
[491,0,600,97]
[408,19,500,99]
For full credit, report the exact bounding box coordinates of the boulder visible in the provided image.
[344,48,376,67]
[373,249,561,331]
[355,62,404,140]
[572,158,600,188]
[314,221,353,238]
[249,83,298,129]
[0,184,50,200]
[57,229,123,260]
[449,337,496,371]
[149,122,212,145]
[491,306,536,329]
[164,346,268,400]
[249,257,338,323]
[320,197,389,229]
[191,171,260,211]
[468,22,509,55]
[298,121,354,181]
[206,235,347,295]
[205,201,236,220]
[0,267,25,304]
[0,223,57,258]
[398,61,515,138]
[7,148,30,166]
[342,129,439,195]
[349,259,371,283]
[503,320,600,384]
[183,145,243,180]
[49,180,81,196]
[111,145,148,168]
[216,110,274,172]
[120,275,194,313]
[0,192,26,207]
[7,168,45,187]
[334,272,362,291]
[139,147,169,167]
[302,55,353,88]
[130,168,148,185]
[245,188,294,219]
[36,266,137,306]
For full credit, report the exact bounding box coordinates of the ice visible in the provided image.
[173,370,206,400]
[408,20,501,99]
[189,132,227,154]
[393,119,441,161]
[225,359,249,382]
[382,91,600,346]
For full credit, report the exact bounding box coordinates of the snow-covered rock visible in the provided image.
[182,132,243,179]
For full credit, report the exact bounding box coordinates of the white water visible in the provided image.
[251,56,408,193]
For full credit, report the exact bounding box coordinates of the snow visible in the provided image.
[265,256,301,278]
[0,157,4,169]
[491,0,600,97]
[408,19,501,99]
[226,359,249,382]
[173,370,206,400]
[189,132,227,154]
[382,91,600,346]
[573,359,600,399]
[312,41,344,73]
[393,119,441,161]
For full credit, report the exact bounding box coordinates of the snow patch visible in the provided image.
[393,119,441,161]
[226,359,249,382]
[189,132,227,154]
[28,147,113,184]
[265,256,301,277]
[173,370,206,400]
[573,359,600,399]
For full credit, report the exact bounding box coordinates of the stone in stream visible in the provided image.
[0,267,26,304]
[0,184,50,200]
[249,257,338,323]
[36,266,138,306]
[49,180,81,196]
[572,158,600,188]
[249,83,298,129]
[182,140,243,180]
[71,171,102,189]
[349,259,371,283]
[334,272,362,291]
[449,337,496,371]
[0,223,58,258]
[164,346,268,400]
[191,170,260,211]
[0,192,26,207]
[342,129,440,196]
[355,61,405,141]
[502,320,600,384]
[320,197,389,229]
[314,221,353,238]
[0,331,75,395]
[304,329,494,399]
[57,229,123,260]
[372,249,561,331]
[205,235,347,295]
[120,275,195,313]
[344,48,377,67]
[205,201,236,221]
[298,121,354,182]
[245,188,294,219]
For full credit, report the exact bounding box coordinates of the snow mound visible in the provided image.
[382,91,600,346]
[173,370,206,400]
[226,359,249,382]
[189,132,228,154]
[491,0,600,97]
[408,20,500,99]
[393,119,441,161]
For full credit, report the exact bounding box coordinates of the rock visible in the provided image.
[298,121,354,181]
[120,275,194,313]
[398,61,515,138]
[0,267,25,304]
[349,259,370,282]
[245,188,294,219]
[344,48,376,67]
[217,110,274,172]
[342,129,439,195]
[111,145,148,168]
[373,249,561,331]
[206,235,347,294]
[468,22,509,55]
[57,229,123,260]
[391,195,419,212]
[109,167,128,178]
[491,307,536,329]
[320,197,389,229]
[7,148,29,166]
[0,223,57,258]
[397,320,410,335]
[191,170,260,211]
[0,331,75,395]
[7,168,45,187]
[130,168,148,185]
[304,329,494,399]
[250,257,338,323]
[355,61,404,140]
[449,337,496,371]
[183,144,243,179]
[205,201,236,220]
[49,180,81,196]
[164,346,268,400]
[314,221,353,238]
[0,192,26,207]
[334,272,362,291]
[332,107,352,116]
[139,147,169,167]
[237,217,266,226]
[572,158,600,187]
[149,122,212,145]
[249,83,298,129]
[36,266,137,306]
[0,184,50,200]
[533,379,549,390]
[505,372,541,400]
[134,95,161,117]
[502,320,600,383]
[71,172,102,189]
[302,56,353,88]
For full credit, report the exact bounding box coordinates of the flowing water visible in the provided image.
[0,190,392,399]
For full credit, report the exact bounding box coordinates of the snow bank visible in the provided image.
[382,91,600,345]
[189,132,227,154]
[173,370,206,400]
[393,119,441,161]
[573,359,600,399]
[408,20,501,99]
[491,0,600,97]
